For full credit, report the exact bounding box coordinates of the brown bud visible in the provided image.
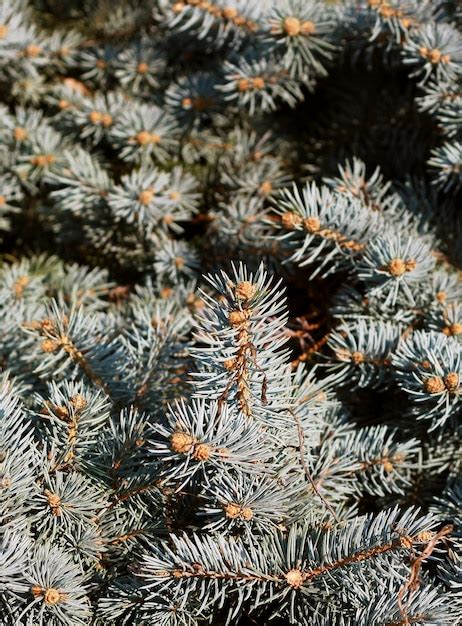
[252,76,265,90]
[419,46,429,58]
[259,180,272,196]
[241,506,253,521]
[26,320,42,331]
[62,77,89,96]
[70,394,87,411]
[222,6,238,19]
[386,258,406,277]
[351,351,365,364]
[138,188,155,205]
[303,216,321,233]
[170,431,194,454]
[301,20,316,35]
[224,502,241,519]
[40,318,56,332]
[188,295,204,311]
[428,48,443,64]
[223,502,252,521]
[45,490,61,515]
[281,211,302,229]
[423,376,445,394]
[0,24,8,38]
[238,78,249,92]
[23,44,42,57]
[137,62,149,74]
[228,309,250,326]
[13,127,28,141]
[53,405,69,420]
[443,323,462,337]
[44,588,62,605]
[383,460,393,473]
[14,275,29,298]
[32,154,56,167]
[285,568,304,588]
[0,475,11,489]
[444,372,459,392]
[404,259,417,272]
[400,535,413,549]
[283,16,301,37]
[192,442,211,461]
[31,585,44,598]
[41,339,59,353]
[379,5,396,18]
[101,113,113,127]
[88,110,103,124]
[235,281,256,301]
[135,130,152,145]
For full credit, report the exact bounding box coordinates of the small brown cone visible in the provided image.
[283,17,301,37]
[170,432,194,454]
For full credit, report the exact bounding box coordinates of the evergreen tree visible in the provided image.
[0,0,461,624]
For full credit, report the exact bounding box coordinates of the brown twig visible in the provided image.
[397,524,453,624]
[151,530,439,585]
[289,408,340,523]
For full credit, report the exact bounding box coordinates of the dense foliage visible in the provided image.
[0,0,461,624]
